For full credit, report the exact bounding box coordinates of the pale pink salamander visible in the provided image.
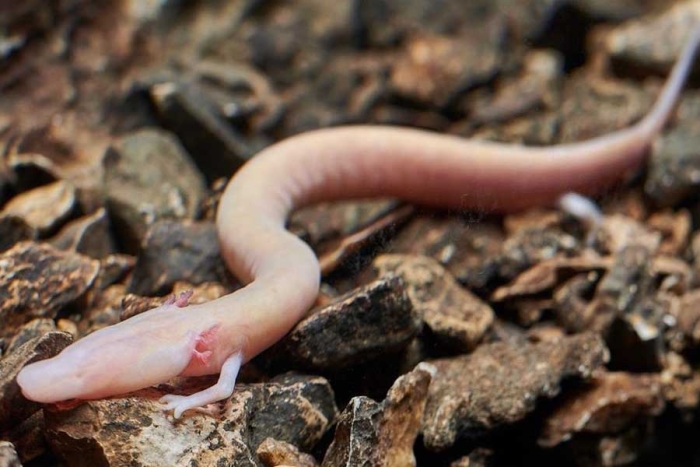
[17,27,700,418]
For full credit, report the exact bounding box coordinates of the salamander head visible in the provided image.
[17,307,195,403]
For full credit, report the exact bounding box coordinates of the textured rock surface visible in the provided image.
[0,181,76,235]
[322,364,434,467]
[102,129,207,250]
[0,332,73,429]
[423,333,609,450]
[126,220,229,296]
[373,254,494,351]
[44,374,336,467]
[265,275,421,370]
[539,372,664,447]
[0,242,100,333]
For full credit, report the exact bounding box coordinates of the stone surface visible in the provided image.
[0,242,100,334]
[603,0,700,72]
[645,117,700,208]
[126,220,229,296]
[257,438,318,467]
[322,363,434,467]
[44,374,336,467]
[0,215,35,253]
[102,129,207,250]
[0,181,76,235]
[390,30,502,107]
[0,441,20,467]
[373,254,494,351]
[389,215,504,290]
[5,318,56,354]
[539,372,664,447]
[468,49,562,127]
[150,82,258,183]
[0,332,73,430]
[265,275,421,371]
[423,333,609,450]
[49,208,115,259]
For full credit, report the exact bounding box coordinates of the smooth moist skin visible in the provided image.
[17,27,700,418]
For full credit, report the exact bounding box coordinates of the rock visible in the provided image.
[390,30,502,107]
[290,199,401,248]
[291,201,411,276]
[322,363,434,467]
[0,332,73,430]
[468,49,562,126]
[423,333,609,450]
[265,275,421,371]
[645,121,700,208]
[373,255,494,351]
[149,82,258,183]
[44,374,337,467]
[126,220,229,296]
[603,1,700,72]
[5,319,56,354]
[257,438,318,467]
[497,217,582,281]
[0,441,20,467]
[102,129,207,251]
[539,372,664,448]
[49,208,115,258]
[389,215,504,290]
[0,181,76,235]
[0,216,35,253]
[558,72,653,145]
[94,254,136,290]
[0,242,100,334]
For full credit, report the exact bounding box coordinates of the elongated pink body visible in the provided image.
[17,27,700,417]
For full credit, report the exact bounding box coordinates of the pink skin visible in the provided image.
[17,27,700,418]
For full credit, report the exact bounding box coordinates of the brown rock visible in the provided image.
[149,82,258,183]
[0,332,73,430]
[257,438,318,467]
[498,220,583,281]
[290,199,401,247]
[93,254,135,290]
[390,215,504,290]
[603,0,700,72]
[373,254,493,351]
[492,256,611,302]
[539,372,664,447]
[647,209,691,257]
[558,72,653,145]
[423,333,609,450]
[6,319,56,354]
[126,220,229,296]
[390,30,501,107]
[102,129,207,250]
[0,441,21,467]
[0,216,35,253]
[315,204,414,276]
[646,118,700,208]
[44,374,336,467]
[0,242,100,334]
[265,275,421,371]
[322,363,434,467]
[0,181,76,235]
[49,208,115,258]
[468,49,562,126]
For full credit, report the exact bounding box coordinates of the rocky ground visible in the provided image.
[3,0,700,465]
